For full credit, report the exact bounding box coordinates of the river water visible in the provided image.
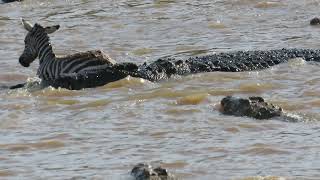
[0,0,320,179]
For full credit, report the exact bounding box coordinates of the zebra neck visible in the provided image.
[36,36,56,65]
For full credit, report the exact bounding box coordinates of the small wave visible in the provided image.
[176,93,208,105]
[254,2,283,9]
[0,170,15,177]
[101,75,154,89]
[208,20,226,29]
[283,112,320,122]
[242,146,291,155]
[287,57,306,68]
[239,176,286,180]
[0,140,65,152]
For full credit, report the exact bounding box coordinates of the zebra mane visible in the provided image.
[31,23,46,33]
[30,23,52,48]
[29,23,60,36]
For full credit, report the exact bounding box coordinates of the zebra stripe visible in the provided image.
[54,60,60,78]
[46,61,55,79]
[67,59,105,73]
[60,58,90,73]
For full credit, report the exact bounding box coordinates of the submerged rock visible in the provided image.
[310,17,320,25]
[220,96,282,119]
[8,83,26,89]
[131,163,175,180]
[1,0,22,3]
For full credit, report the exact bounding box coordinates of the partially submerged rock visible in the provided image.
[131,163,174,180]
[1,0,22,3]
[310,17,320,25]
[8,83,26,89]
[220,96,282,119]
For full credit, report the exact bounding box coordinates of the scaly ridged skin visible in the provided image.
[133,48,320,81]
[8,48,320,90]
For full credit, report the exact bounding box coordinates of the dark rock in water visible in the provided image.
[131,163,174,180]
[1,0,22,3]
[310,17,320,25]
[220,96,282,119]
[0,83,26,90]
[9,83,26,89]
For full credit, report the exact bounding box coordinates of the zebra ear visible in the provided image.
[45,25,60,34]
[21,18,33,32]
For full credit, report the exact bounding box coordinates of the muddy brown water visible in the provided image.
[0,0,320,179]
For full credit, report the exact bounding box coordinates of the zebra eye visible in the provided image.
[45,25,60,34]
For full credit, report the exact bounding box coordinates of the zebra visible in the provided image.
[19,19,131,90]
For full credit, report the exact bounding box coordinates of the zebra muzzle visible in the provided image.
[19,56,30,67]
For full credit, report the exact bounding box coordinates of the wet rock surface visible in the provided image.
[220,96,283,119]
[8,83,26,89]
[1,0,22,3]
[131,163,175,180]
[310,17,320,25]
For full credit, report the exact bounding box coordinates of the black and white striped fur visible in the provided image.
[19,19,116,83]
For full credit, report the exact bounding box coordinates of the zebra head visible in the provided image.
[19,19,60,67]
